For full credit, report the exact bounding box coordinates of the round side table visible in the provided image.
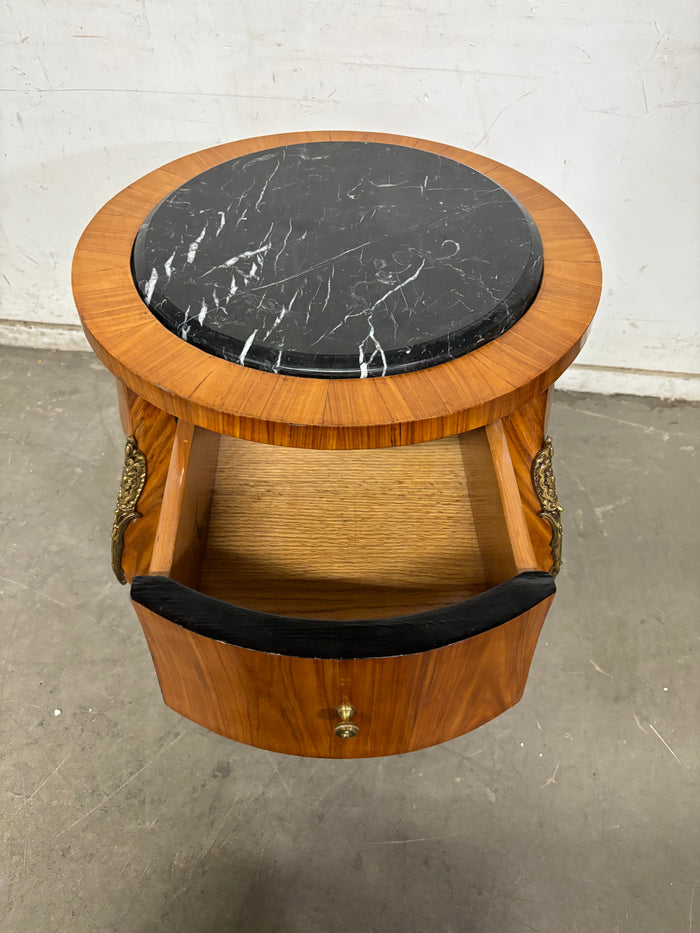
[72,131,601,758]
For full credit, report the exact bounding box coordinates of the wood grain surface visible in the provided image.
[84,133,580,754]
[133,593,553,757]
[149,420,220,590]
[114,381,177,583]
[485,420,538,572]
[73,130,602,450]
[130,415,553,756]
[501,388,558,572]
[198,431,508,620]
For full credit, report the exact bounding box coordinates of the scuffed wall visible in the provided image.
[2,0,698,396]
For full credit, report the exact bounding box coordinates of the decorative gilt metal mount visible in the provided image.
[531,435,563,577]
[111,435,147,584]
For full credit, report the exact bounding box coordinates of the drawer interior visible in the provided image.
[148,421,537,621]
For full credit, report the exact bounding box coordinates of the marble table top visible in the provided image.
[132,141,543,379]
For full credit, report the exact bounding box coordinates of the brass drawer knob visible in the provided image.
[334,702,359,739]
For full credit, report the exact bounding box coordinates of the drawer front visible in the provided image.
[133,594,552,758]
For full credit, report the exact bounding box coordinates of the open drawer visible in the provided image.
[130,421,555,758]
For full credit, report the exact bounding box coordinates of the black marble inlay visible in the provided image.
[132,142,543,379]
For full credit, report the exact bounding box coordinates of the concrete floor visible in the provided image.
[1,345,698,933]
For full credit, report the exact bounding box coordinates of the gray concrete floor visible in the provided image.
[1,345,698,933]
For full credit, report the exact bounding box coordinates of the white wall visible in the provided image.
[2,0,699,398]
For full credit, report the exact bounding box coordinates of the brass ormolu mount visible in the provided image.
[111,435,147,584]
[531,435,563,577]
[334,703,359,739]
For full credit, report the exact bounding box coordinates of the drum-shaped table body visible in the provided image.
[72,131,601,757]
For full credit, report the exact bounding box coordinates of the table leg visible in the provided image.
[112,381,177,583]
[501,387,562,575]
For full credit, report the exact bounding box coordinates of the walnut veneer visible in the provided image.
[72,132,601,757]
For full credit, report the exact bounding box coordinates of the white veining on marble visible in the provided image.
[133,141,542,379]
[163,251,175,280]
[144,267,158,304]
[186,226,207,264]
[239,327,259,365]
